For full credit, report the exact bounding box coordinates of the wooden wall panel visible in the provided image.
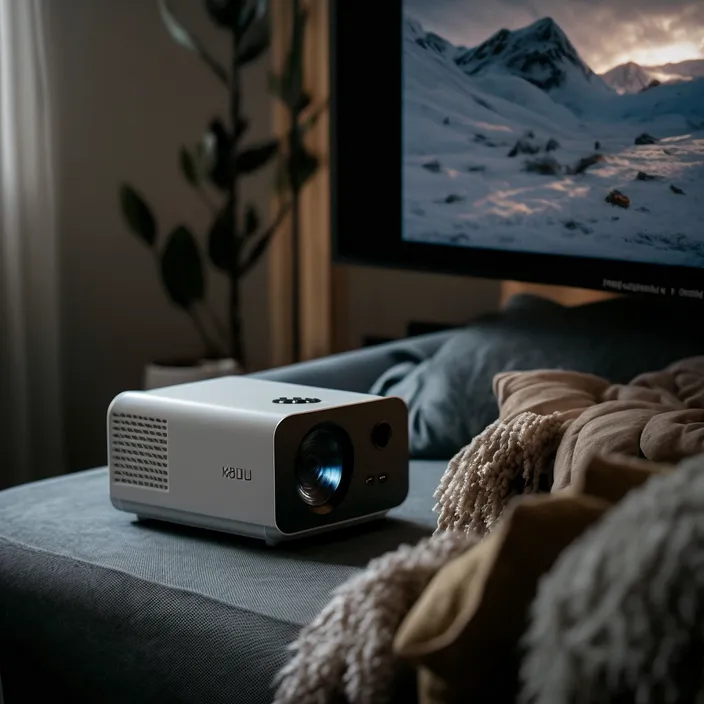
[269,0,343,365]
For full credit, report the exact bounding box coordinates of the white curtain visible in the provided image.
[0,0,64,487]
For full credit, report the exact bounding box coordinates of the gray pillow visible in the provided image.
[371,294,704,459]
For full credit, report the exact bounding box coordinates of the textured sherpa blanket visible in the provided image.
[520,454,704,704]
[272,357,704,704]
[437,355,704,537]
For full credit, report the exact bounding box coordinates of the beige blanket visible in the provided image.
[273,358,704,704]
[496,356,704,491]
[435,356,704,537]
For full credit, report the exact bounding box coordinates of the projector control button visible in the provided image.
[272,396,321,404]
[365,475,375,485]
[378,474,388,484]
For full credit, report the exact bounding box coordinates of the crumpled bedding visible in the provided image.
[372,294,704,460]
[494,355,704,492]
[274,356,704,704]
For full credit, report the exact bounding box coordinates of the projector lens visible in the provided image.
[295,424,352,508]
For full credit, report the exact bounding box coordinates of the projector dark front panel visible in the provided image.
[273,399,409,535]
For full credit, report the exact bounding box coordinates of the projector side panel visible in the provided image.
[108,391,277,526]
[107,392,169,492]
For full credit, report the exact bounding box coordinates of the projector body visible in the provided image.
[107,376,408,545]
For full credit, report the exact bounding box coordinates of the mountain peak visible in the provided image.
[514,16,572,48]
[526,17,561,35]
[600,61,656,94]
[454,17,605,94]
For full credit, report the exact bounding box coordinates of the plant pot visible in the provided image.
[143,357,242,390]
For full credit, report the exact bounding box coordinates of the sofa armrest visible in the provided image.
[251,330,453,393]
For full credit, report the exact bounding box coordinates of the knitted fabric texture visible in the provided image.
[519,455,704,704]
[272,530,477,704]
[434,411,564,537]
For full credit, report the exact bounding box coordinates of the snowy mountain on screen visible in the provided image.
[405,18,464,60]
[402,14,704,268]
[601,61,656,94]
[602,59,704,94]
[657,59,704,82]
[452,17,615,112]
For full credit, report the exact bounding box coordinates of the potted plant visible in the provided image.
[120,0,323,388]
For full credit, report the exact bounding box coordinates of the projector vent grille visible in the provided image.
[110,413,168,491]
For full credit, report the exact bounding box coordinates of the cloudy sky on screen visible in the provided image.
[404,0,704,72]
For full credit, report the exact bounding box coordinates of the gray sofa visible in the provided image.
[0,331,453,704]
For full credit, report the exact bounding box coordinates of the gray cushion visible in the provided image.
[253,329,454,393]
[372,294,704,459]
[0,461,445,704]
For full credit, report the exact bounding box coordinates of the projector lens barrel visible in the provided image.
[295,424,352,508]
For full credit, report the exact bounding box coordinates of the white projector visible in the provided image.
[107,376,409,545]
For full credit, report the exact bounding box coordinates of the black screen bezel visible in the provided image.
[329,0,704,299]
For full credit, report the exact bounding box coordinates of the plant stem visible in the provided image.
[196,186,217,214]
[238,200,291,275]
[188,306,222,359]
[202,304,229,351]
[228,26,245,366]
[291,181,301,363]
[289,0,303,363]
[152,248,212,355]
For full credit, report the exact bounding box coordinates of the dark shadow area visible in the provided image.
[132,514,433,568]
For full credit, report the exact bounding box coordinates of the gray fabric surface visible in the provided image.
[0,461,446,704]
[373,294,704,459]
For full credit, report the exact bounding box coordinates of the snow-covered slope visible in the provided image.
[404,18,464,60]
[602,59,704,94]
[403,15,704,268]
[616,78,704,130]
[654,59,704,83]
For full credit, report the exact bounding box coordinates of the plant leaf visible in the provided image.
[235,140,278,174]
[160,226,204,308]
[296,92,312,114]
[244,204,259,237]
[206,119,234,191]
[290,147,319,191]
[237,9,269,64]
[238,36,268,65]
[300,100,328,134]
[159,0,228,85]
[204,0,241,29]
[239,233,270,276]
[276,3,307,110]
[159,0,195,50]
[274,157,290,195]
[235,117,249,142]
[273,70,308,111]
[120,185,157,246]
[179,147,199,187]
[236,0,255,33]
[238,203,289,276]
[208,204,236,272]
